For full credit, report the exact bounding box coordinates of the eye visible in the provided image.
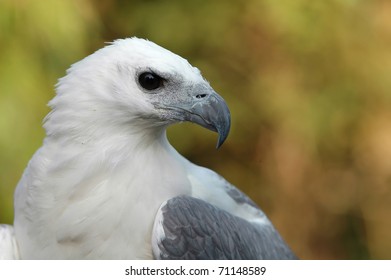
[138,72,163,90]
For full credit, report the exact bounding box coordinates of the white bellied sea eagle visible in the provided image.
[0,38,296,259]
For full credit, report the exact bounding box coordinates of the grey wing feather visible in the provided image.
[153,195,297,260]
[222,180,260,209]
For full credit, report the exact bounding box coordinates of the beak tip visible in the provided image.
[215,116,231,149]
[216,138,225,149]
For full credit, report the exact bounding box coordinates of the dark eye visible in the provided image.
[138,72,163,90]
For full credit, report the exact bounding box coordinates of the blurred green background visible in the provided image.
[1,0,391,259]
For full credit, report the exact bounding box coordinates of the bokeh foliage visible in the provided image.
[1,0,391,259]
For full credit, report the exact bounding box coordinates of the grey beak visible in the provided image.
[185,91,231,148]
[155,85,231,148]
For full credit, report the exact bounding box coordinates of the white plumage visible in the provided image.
[0,225,19,259]
[0,38,295,260]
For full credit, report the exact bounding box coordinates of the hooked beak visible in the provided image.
[185,91,231,148]
[158,86,231,148]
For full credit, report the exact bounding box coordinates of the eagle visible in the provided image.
[0,38,295,259]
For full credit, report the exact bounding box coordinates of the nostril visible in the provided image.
[195,94,207,99]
